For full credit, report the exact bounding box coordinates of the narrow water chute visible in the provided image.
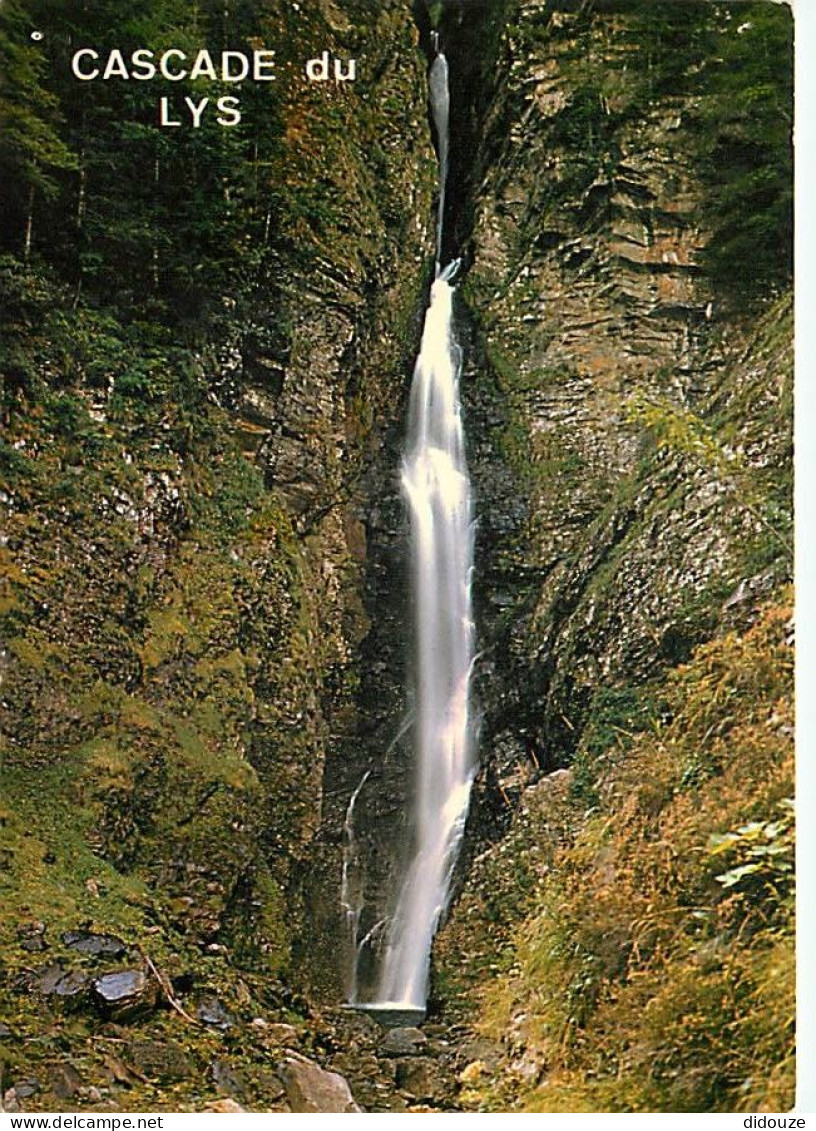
[370,43,477,1011]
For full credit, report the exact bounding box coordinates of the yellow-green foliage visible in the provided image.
[0,340,325,1022]
[451,597,793,1113]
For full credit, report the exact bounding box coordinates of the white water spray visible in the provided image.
[430,48,450,269]
[371,46,477,1010]
[341,770,371,1004]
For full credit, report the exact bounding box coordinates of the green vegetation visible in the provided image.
[507,0,792,301]
[623,1,792,298]
[694,4,792,295]
[439,596,794,1113]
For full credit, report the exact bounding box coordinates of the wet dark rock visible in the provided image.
[354,1005,426,1030]
[278,1053,362,1113]
[394,1056,444,1101]
[382,1027,428,1058]
[127,1039,193,1083]
[91,969,157,1021]
[62,930,127,958]
[197,996,234,1030]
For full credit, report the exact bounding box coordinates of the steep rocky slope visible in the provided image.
[452,1,792,819]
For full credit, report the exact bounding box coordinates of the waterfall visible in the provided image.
[372,46,477,1010]
[341,770,371,1004]
[429,48,449,269]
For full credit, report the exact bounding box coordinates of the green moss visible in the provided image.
[569,684,656,807]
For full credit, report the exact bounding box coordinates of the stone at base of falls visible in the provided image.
[28,962,90,1009]
[394,1057,443,1101]
[346,1003,426,1030]
[382,1027,428,1058]
[62,930,128,958]
[278,1053,362,1113]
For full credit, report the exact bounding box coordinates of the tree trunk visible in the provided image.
[24,185,34,263]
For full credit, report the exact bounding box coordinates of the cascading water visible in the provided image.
[430,40,449,269]
[366,43,477,1012]
[341,770,370,1004]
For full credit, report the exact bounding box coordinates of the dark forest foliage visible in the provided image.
[1,0,284,317]
[540,0,792,300]
[626,0,793,296]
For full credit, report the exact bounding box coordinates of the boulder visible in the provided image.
[62,931,127,958]
[91,969,157,1021]
[278,1054,361,1113]
[382,1027,428,1058]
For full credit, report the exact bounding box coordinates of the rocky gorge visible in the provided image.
[0,0,793,1114]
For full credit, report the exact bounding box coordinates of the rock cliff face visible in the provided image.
[443,0,791,830]
[429,0,793,1113]
[297,0,792,1030]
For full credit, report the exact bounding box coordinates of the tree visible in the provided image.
[697,3,793,297]
[0,1,77,258]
